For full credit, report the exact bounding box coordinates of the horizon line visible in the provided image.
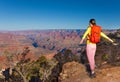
[0,28,118,32]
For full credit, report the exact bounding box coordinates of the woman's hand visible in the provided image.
[113,43,118,45]
[79,39,84,44]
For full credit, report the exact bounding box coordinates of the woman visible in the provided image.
[79,19,114,78]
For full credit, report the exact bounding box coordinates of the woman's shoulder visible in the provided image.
[87,26,91,30]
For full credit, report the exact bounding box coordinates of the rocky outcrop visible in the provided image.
[59,61,120,82]
[59,61,86,82]
[48,49,80,82]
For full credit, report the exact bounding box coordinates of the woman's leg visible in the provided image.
[86,44,96,73]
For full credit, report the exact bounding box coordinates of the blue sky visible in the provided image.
[0,0,120,30]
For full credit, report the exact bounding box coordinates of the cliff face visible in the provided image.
[59,61,120,82]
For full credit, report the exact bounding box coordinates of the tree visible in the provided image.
[27,56,58,82]
[14,47,31,82]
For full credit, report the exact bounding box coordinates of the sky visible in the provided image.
[0,0,120,31]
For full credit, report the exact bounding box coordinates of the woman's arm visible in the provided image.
[100,32,114,43]
[79,27,90,44]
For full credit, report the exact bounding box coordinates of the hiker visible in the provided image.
[79,19,114,78]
